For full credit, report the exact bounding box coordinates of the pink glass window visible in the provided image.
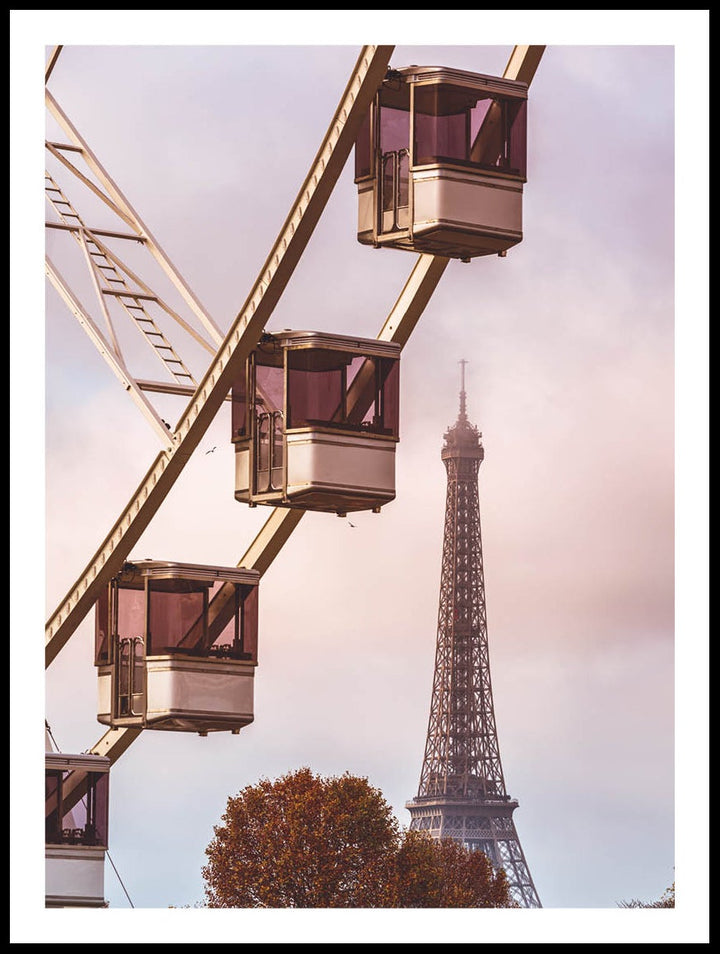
[286,348,345,427]
[231,370,248,442]
[255,361,284,414]
[45,769,109,847]
[287,349,399,437]
[148,580,207,654]
[414,84,527,178]
[116,584,145,642]
[345,355,399,436]
[234,352,283,443]
[380,102,410,155]
[378,92,411,217]
[129,577,260,662]
[241,585,258,660]
[254,360,285,477]
[354,106,372,180]
[94,586,110,665]
[506,99,527,176]
[205,582,258,661]
[414,85,469,163]
[45,770,62,844]
[378,357,399,436]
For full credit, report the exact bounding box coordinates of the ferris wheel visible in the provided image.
[43,43,545,908]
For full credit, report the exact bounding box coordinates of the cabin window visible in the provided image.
[354,107,373,180]
[414,84,526,178]
[204,581,258,661]
[286,348,345,428]
[114,583,145,655]
[378,85,411,215]
[131,578,259,662]
[147,579,208,655]
[95,579,145,666]
[45,767,109,847]
[255,360,284,416]
[286,349,399,438]
[94,586,110,665]
[378,81,411,154]
[231,368,248,441]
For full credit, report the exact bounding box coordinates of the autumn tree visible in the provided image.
[202,767,513,908]
[202,767,398,907]
[618,882,675,908]
[389,828,512,908]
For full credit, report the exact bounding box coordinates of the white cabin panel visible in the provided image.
[46,847,106,908]
[412,170,523,237]
[285,432,395,500]
[144,657,255,726]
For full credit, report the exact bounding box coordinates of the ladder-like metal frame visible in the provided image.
[45,45,545,772]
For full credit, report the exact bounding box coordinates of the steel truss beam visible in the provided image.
[46,89,225,349]
[220,43,546,630]
[45,256,178,446]
[45,45,394,665]
[46,45,545,770]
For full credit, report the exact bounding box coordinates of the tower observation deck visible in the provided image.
[406,362,541,908]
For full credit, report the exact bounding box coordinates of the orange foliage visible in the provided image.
[390,828,512,907]
[202,767,513,908]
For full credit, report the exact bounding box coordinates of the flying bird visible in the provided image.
[205,446,217,455]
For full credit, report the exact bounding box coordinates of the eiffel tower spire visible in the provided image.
[406,363,541,907]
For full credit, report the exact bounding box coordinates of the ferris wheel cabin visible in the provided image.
[45,751,110,908]
[232,330,401,515]
[354,65,528,260]
[95,561,260,736]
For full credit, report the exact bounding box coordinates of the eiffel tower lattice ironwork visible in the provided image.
[406,361,541,908]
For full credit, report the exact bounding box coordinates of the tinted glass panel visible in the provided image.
[95,586,110,665]
[241,585,259,660]
[231,366,248,441]
[346,355,399,437]
[203,581,258,660]
[85,771,109,847]
[414,84,526,177]
[415,84,471,164]
[272,411,284,473]
[346,355,374,425]
[354,107,372,179]
[255,361,284,414]
[379,103,410,155]
[378,357,400,437]
[118,640,131,707]
[287,349,345,428]
[397,150,409,208]
[207,582,237,655]
[148,581,207,654]
[381,153,395,213]
[257,412,270,472]
[131,639,145,713]
[116,585,145,641]
[45,769,109,847]
[116,634,145,718]
[506,99,527,178]
[469,97,493,143]
[45,770,62,844]
[288,350,399,437]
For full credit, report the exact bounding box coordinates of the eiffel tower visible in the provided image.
[406,361,541,907]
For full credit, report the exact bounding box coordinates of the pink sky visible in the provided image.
[11,9,708,946]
